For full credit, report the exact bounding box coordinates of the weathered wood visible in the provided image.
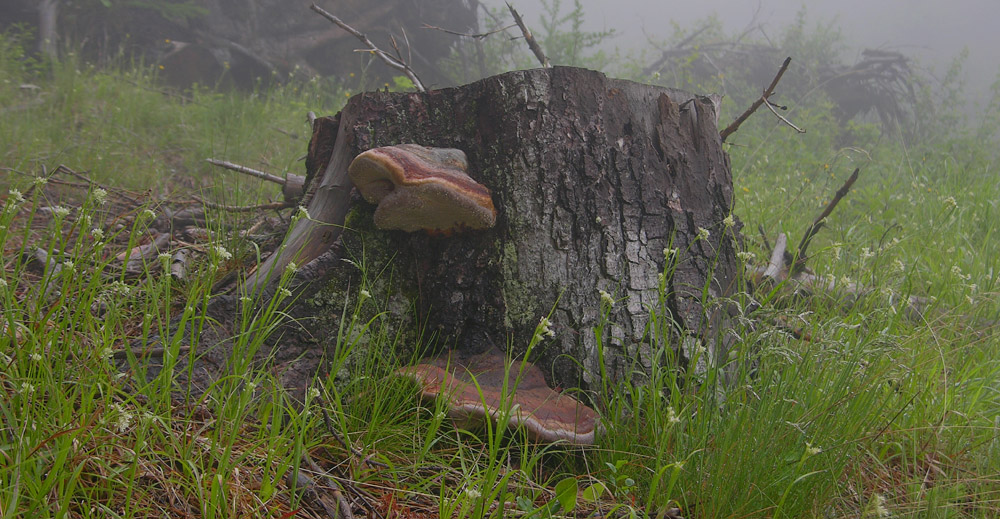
[268,66,740,393]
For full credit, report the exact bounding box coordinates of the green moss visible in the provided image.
[499,240,538,328]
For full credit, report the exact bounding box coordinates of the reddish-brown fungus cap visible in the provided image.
[348,144,497,233]
[396,349,601,445]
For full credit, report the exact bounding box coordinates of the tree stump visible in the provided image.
[260,66,740,393]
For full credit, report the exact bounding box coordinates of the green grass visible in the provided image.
[1,29,999,518]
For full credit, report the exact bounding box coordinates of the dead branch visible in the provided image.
[761,232,788,283]
[506,3,550,68]
[309,3,426,92]
[192,197,291,213]
[764,98,805,134]
[422,22,515,40]
[720,56,792,142]
[794,167,860,269]
[206,158,305,202]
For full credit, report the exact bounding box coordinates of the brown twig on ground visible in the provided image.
[506,3,550,68]
[309,3,426,92]
[794,167,860,270]
[720,56,792,141]
[206,158,305,201]
[191,196,291,213]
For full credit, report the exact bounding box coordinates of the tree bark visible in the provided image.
[264,66,741,394]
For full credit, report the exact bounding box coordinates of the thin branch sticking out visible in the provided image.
[507,2,550,68]
[795,167,860,269]
[720,56,792,141]
[309,3,426,92]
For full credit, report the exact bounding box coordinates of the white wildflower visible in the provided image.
[464,488,481,500]
[537,316,555,338]
[663,247,678,260]
[296,206,310,221]
[113,404,133,433]
[951,265,963,277]
[722,214,735,228]
[359,289,371,300]
[696,227,710,241]
[21,382,35,394]
[0,278,7,288]
[8,188,24,204]
[279,287,292,298]
[240,296,252,305]
[213,246,232,261]
[140,209,156,221]
[158,252,171,264]
[307,386,321,400]
[285,262,298,275]
[92,188,108,205]
[868,493,890,518]
[33,176,47,187]
[942,196,957,209]
[99,346,114,360]
[599,289,614,308]
[30,352,42,362]
[805,442,821,456]
[831,242,842,260]
[62,260,74,272]
[595,216,602,224]
[52,206,70,218]
[860,247,874,260]
[893,258,905,273]
[666,406,681,425]
[92,227,105,240]
[736,251,755,262]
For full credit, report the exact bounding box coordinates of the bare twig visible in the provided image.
[720,56,792,141]
[764,98,806,134]
[309,3,426,92]
[206,158,286,185]
[506,3,550,68]
[795,167,860,267]
[422,22,515,40]
[192,196,291,213]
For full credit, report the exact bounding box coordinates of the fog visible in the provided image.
[514,0,999,107]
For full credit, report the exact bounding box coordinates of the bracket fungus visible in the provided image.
[347,144,497,233]
[396,349,601,445]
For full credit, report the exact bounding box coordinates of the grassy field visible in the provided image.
[1,25,999,519]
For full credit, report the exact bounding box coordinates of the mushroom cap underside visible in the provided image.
[396,351,601,445]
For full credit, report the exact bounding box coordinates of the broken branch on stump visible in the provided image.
[764,98,806,134]
[720,56,792,141]
[761,232,788,283]
[507,3,550,68]
[795,167,860,270]
[309,3,426,92]
[206,158,305,202]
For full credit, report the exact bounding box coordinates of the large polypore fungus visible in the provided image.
[396,349,601,445]
[347,144,497,233]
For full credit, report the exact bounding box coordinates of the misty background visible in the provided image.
[516,0,999,112]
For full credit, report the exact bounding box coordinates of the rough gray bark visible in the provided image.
[265,66,741,394]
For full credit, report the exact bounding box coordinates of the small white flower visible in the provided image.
[240,296,252,305]
[893,259,905,272]
[951,265,963,277]
[99,346,114,359]
[21,382,35,394]
[869,493,890,518]
[359,289,371,300]
[666,406,681,424]
[595,216,602,224]
[537,316,555,338]
[52,206,70,218]
[969,284,977,293]
[109,280,131,296]
[663,247,678,260]
[296,206,310,221]
[92,188,108,205]
[464,488,481,500]
[942,196,957,209]
[0,278,7,288]
[736,251,755,262]
[92,228,105,240]
[30,352,42,362]
[830,242,842,260]
[33,176,48,187]
[285,262,298,275]
[860,247,874,260]
[140,209,156,221]
[722,214,735,228]
[158,252,171,264]
[279,287,292,298]
[113,404,133,433]
[307,386,321,399]
[840,275,851,287]
[8,188,24,204]
[246,380,258,392]
[62,260,74,272]
[697,227,710,241]
[599,289,614,308]
[805,442,821,456]
[213,246,232,261]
